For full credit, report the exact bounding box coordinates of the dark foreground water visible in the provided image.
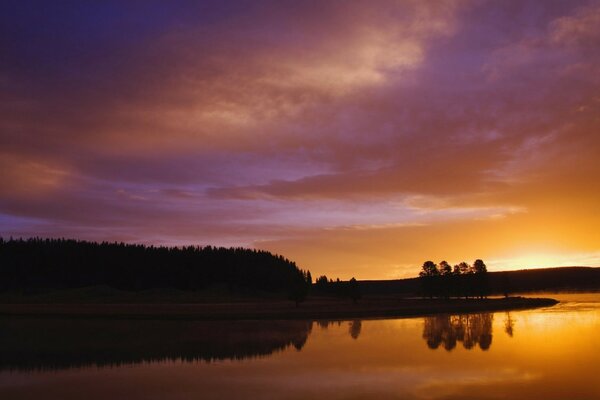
[0,293,599,400]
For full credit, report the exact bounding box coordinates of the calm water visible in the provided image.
[1,293,599,399]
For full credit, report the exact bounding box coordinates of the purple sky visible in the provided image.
[1,1,599,278]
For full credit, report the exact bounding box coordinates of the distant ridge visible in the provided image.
[358,266,600,296]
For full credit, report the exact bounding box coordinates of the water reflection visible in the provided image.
[316,319,363,339]
[2,295,600,400]
[0,318,313,371]
[349,320,362,339]
[422,313,494,351]
[315,320,342,329]
[504,312,514,337]
[0,317,369,372]
[0,312,514,372]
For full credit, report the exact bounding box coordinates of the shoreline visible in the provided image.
[0,296,558,321]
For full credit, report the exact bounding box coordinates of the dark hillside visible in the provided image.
[358,267,600,296]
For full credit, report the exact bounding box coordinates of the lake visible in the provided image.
[1,292,599,399]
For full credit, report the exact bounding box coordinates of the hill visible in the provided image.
[359,266,600,296]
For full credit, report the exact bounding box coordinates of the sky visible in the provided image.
[1,0,599,279]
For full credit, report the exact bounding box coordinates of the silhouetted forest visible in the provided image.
[0,238,311,298]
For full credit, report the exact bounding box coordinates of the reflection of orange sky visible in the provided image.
[2,296,599,400]
[1,1,599,279]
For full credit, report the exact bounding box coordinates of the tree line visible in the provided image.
[418,259,489,298]
[313,275,361,303]
[0,238,312,299]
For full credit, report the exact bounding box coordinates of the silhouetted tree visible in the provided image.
[420,261,439,277]
[501,271,512,298]
[473,259,487,274]
[439,260,453,298]
[472,259,489,298]
[314,275,329,293]
[288,271,310,307]
[452,264,461,275]
[419,261,439,298]
[439,261,452,275]
[457,261,471,275]
[347,277,361,304]
[456,261,472,298]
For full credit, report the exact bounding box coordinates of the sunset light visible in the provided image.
[1,2,600,400]
[489,251,600,273]
[1,1,599,279]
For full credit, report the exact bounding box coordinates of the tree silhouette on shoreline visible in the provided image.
[312,275,362,303]
[418,259,489,299]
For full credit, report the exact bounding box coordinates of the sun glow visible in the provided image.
[489,251,600,272]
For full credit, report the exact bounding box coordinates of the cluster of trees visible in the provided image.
[0,238,312,301]
[418,259,488,299]
[313,275,361,303]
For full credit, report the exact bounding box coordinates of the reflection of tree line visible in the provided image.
[316,319,362,340]
[0,318,313,371]
[423,313,493,350]
[422,312,515,351]
[0,317,367,372]
[0,312,516,371]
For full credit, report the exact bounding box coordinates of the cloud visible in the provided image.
[1,1,599,278]
[550,3,600,46]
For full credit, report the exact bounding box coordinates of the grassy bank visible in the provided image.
[0,296,558,320]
